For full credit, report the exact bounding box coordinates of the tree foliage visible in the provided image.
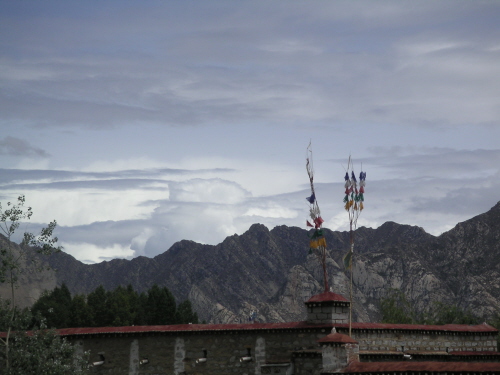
[176,300,199,325]
[0,195,88,373]
[1,309,89,375]
[380,289,415,324]
[31,283,200,329]
[428,301,479,325]
[380,289,500,348]
[380,289,480,325]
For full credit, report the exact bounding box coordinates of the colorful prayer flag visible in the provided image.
[306,193,315,204]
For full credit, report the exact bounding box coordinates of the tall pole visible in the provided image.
[305,143,329,293]
[321,244,329,293]
[342,156,366,337]
[349,222,354,337]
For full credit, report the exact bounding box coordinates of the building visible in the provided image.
[56,291,500,374]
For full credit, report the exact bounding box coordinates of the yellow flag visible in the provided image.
[343,250,352,270]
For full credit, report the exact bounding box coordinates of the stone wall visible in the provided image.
[321,345,347,372]
[74,327,331,375]
[68,325,498,374]
[292,352,322,375]
[306,305,349,324]
[350,330,498,353]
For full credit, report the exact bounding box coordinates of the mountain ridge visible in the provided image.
[1,202,499,324]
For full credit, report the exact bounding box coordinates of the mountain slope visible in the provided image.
[2,202,499,324]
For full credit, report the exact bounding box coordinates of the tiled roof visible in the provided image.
[54,321,332,337]
[48,321,498,338]
[3,321,495,339]
[306,291,349,303]
[339,361,500,373]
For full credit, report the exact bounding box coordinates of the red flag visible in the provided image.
[314,217,324,227]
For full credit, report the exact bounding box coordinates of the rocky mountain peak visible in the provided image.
[2,203,499,325]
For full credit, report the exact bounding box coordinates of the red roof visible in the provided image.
[46,321,497,338]
[317,332,357,344]
[342,361,500,372]
[306,291,349,303]
[54,321,332,337]
[3,321,495,339]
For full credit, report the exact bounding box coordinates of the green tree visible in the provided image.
[380,289,484,327]
[31,284,72,329]
[69,294,93,328]
[145,284,177,325]
[2,312,89,375]
[176,300,199,324]
[87,285,108,327]
[134,292,149,326]
[428,302,479,325]
[124,284,141,325]
[163,287,177,324]
[380,289,415,324]
[0,195,88,373]
[105,285,137,326]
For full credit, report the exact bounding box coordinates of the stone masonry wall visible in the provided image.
[306,305,349,324]
[71,326,497,374]
[321,345,347,372]
[75,327,331,375]
[350,330,498,353]
[292,353,322,375]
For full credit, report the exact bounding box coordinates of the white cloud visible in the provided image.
[130,227,155,253]
[176,156,305,197]
[13,187,167,227]
[61,241,135,264]
[171,179,249,204]
[401,42,463,57]
[81,157,168,173]
[0,1,499,263]
[243,206,297,219]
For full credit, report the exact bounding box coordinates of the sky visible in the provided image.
[0,1,499,264]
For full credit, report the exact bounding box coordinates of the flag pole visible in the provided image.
[348,204,354,337]
[305,143,329,293]
[349,237,353,337]
[342,156,366,337]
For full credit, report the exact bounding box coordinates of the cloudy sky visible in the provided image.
[1,1,499,264]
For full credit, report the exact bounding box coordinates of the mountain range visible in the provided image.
[2,201,499,324]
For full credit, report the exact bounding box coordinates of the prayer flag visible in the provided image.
[343,249,353,270]
[314,216,324,227]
